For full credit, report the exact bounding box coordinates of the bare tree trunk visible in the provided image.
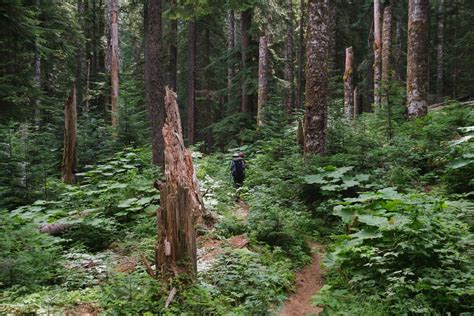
[155,87,204,283]
[257,35,268,127]
[365,19,374,112]
[296,0,305,109]
[327,0,337,69]
[61,86,77,185]
[34,0,41,128]
[343,47,354,120]
[84,58,91,112]
[373,0,382,108]
[227,10,235,103]
[187,21,196,144]
[407,0,429,118]
[240,9,252,113]
[393,19,402,82]
[169,0,178,92]
[107,0,120,129]
[146,0,165,166]
[436,0,445,102]
[284,0,295,115]
[304,0,329,158]
[75,0,85,112]
[382,4,392,105]
[353,86,358,119]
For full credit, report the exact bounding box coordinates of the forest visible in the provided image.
[0,0,473,314]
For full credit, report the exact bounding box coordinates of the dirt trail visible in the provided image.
[278,243,324,316]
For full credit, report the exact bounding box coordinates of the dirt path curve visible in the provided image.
[278,243,324,316]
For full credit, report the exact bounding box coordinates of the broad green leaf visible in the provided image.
[117,198,138,208]
[357,214,389,227]
[303,174,327,184]
[447,159,472,169]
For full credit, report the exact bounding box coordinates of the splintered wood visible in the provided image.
[155,87,204,282]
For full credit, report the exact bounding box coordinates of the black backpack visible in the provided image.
[231,159,245,177]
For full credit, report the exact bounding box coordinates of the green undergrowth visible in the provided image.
[1,104,473,314]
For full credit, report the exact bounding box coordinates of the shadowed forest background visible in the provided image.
[0,0,473,314]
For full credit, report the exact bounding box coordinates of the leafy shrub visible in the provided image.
[213,216,247,238]
[99,271,164,315]
[316,189,473,314]
[203,249,293,314]
[0,213,63,290]
[443,125,474,194]
[61,218,118,252]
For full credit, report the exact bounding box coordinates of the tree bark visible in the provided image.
[34,0,41,128]
[407,0,429,118]
[284,0,295,116]
[155,87,204,283]
[327,0,337,68]
[227,10,235,103]
[61,86,77,185]
[257,35,268,127]
[146,0,165,166]
[353,86,358,119]
[393,19,402,82]
[187,21,196,144]
[373,0,382,108]
[436,0,445,102]
[304,0,329,158]
[107,0,120,129]
[382,4,392,105]
[343,47,354,120]
[169,0,178,92]
[296,0,305,109]
[240,9,252,113]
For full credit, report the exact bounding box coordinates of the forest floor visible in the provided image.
[278,243,325,316]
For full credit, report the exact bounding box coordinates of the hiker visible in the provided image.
[230,152,246,188]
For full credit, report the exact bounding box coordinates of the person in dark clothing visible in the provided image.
[230,152,246,188]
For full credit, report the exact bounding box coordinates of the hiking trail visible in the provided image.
[278,243,325,316]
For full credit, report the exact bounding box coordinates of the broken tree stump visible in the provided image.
[155,87,205,283]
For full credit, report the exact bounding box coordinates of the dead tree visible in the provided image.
[61,86,77,185]
[257,35,268,128]
[343,47,354,120]
[373,0,382,108]
[382,4,392,106]
[155,87,204,283]
[107,0,120,129]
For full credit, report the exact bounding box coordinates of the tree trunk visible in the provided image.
[84,58,91,112]
[187,21,196,144]
[169,0,178,92]
[146,0,165,166]
[365,18,374,112]
[227,10,235,103]
[296,0,305,109]
[304,0,329,158]
[257,35,268,127]
[393,19,402,82]
[343,47,354,120]
[61,86,77,185]
[353,86,358,119]
[436,0,445,102]
[284,0,295,116]
[373,0,382,108]
[382,4,392,105]
[327,0,337,69]
[407,0,429,118]
[240,9,252,113]
[155,87,204,283]
[75,0,85,112]
[107,0,120,129]
[34,0,41,128]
